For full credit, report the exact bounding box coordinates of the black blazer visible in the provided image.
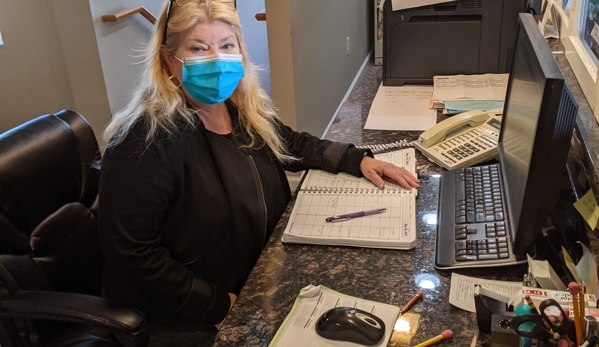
[98,109,370,325]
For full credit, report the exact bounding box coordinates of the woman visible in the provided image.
[98,0,420,343]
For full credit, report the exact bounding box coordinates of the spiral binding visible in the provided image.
[356,140,414,154]
[301,186,409,194]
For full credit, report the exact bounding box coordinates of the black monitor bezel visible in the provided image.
[498,13,578,256]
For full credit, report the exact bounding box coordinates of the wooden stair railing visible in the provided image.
[102,6,156,25]
[255,9,266,21]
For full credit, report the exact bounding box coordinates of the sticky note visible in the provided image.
[562,246,581,284]
[574,189,599,230]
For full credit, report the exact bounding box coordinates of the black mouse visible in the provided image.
[315,306,386,345]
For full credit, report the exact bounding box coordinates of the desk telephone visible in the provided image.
[414,109,503,170]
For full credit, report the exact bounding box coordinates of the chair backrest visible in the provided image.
[0,110,103,295]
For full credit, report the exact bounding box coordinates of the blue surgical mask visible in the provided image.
[176,53,245,105]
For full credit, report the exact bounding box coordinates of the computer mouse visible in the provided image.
[315,306,386,345]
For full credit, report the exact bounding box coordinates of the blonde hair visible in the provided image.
[102,0,291,161]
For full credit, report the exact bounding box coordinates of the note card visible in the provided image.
[574,189,599,230]
[575,241,599,303]
[562,246,582,284]
[269,285,399,347]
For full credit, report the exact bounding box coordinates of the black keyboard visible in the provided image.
[434,163,525,269]
[456,165,504,224]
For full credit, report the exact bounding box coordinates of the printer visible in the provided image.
[383,0,529,86]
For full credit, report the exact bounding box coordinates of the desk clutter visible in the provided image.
[268,285,399,347]
[430,74,508,115]
[449,268,599,346]
[270,285,455,347]
[210,2,599,343]
[473,283,599,347]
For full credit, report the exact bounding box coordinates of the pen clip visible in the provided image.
[328,217,351,223]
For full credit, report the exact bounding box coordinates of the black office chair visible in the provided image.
[0,110,148,347]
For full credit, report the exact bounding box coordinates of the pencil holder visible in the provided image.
[490,314,521,347]
[585,316,599,343]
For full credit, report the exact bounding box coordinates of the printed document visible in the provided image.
[449,273,522,312]
[365,84,436,131]
[391,0,456,11]
[269,285,399,347]
[433,74,509,102]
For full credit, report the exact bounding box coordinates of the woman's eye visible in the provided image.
[191,46,205,52]
[222,43,234,50]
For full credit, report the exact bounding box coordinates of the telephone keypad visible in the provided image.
[433,127,499,164]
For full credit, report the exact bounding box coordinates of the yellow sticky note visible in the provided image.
[574,189,599,230]
[563,246,581,283]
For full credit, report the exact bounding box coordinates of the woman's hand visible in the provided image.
[215,293,237,330]
[359,156,420,190]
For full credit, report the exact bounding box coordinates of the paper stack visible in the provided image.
[431,74,509,115]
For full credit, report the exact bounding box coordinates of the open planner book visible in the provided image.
[282,148,417,250]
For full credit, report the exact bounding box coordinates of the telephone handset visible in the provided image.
[414,108,503,170]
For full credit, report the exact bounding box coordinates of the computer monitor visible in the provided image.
[499,13,579,255]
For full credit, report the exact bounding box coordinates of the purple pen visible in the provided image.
[325,208,387,222]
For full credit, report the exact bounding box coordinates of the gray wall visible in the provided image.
[90,0,162,116]
[0,0,75,132]
[0,0,119,139]
[0,0,162,144]
[237,0,271,97]
[53,0,112,139]
[266,0,373,136]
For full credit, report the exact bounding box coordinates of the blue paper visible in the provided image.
[444,100,504,113]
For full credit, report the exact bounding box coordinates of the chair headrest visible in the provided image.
[0,110,100,235]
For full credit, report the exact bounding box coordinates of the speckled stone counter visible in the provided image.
[213,43,599,346]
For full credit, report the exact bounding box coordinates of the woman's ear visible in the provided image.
[161,47,177,77]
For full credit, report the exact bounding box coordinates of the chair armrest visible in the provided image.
[0,290,145,335]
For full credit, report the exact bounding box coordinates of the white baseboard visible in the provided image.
[321,49,373,138]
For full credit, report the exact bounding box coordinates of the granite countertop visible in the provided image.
[213,63,525,347]
[213,40,599,346]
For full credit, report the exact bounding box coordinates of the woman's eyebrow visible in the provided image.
[221,35,236,42]
[186,35,236,44]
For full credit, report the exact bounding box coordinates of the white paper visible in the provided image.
[449,273,523,313]
[269,285,400,347]
[576,241,599,303]
[475,285,511,303]
[527,254,567,291]
[432,74,509,102]
[391,0,456,11]
[538,1,559,39]
[365,84,437,131]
